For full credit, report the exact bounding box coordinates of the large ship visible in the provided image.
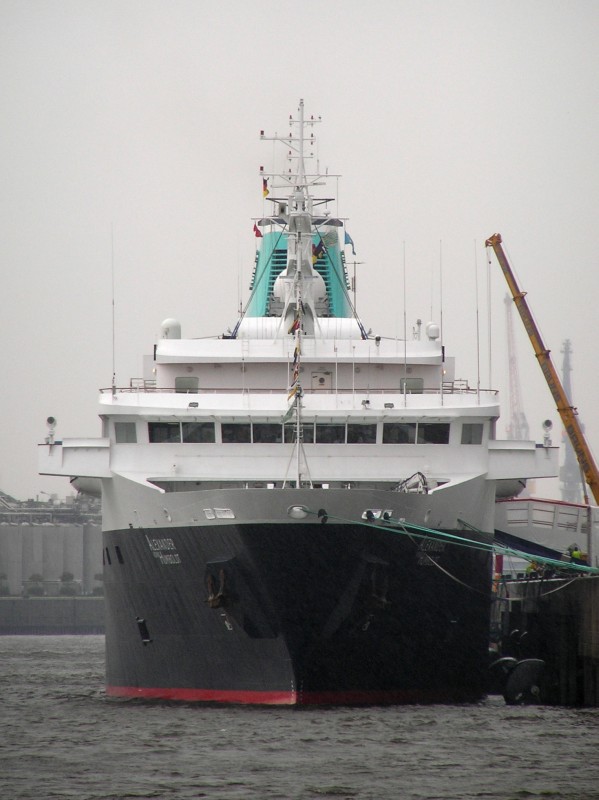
[39,101,558,705]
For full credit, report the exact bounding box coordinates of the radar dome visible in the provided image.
[426,322,440,341]
[161,318,181,340]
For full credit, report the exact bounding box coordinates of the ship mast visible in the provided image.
[296,98,307,192]
[294,284,303,487]
[261,99,358,486]
[283,99,319,488]
[283,297,311,488]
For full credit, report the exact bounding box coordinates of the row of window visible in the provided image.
[115,421,484,445]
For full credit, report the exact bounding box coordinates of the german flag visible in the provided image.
[312,241,325,264]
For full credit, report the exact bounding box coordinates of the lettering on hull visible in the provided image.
[144,534,182,565]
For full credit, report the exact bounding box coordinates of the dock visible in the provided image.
[493,574,599,705]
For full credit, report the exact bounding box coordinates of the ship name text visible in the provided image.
[145,535,182,565]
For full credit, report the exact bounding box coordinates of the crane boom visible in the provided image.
[485,232,599,505]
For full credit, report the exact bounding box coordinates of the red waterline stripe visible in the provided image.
[107,685,297,705]
[106,685,473,705]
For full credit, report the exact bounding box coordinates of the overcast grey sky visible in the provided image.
[2,0,599,501]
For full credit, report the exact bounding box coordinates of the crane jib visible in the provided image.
[486,233,599,505]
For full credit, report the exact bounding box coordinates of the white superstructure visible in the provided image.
[39,99,558,538]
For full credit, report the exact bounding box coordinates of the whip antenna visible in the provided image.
[111,224,116,395]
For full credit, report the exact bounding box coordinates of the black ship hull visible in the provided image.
[103,520,492,705]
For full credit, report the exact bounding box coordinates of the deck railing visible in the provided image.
[100,382,498,397]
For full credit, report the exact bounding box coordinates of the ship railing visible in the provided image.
[100,383,498,397]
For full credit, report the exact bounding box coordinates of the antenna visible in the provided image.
[439,240,443,342]
[111,225,116,395]
[474,239,481,401]
[297,98,306,186]
[486,244,493,389]
[403,241,407,396]
[237,236,242,317]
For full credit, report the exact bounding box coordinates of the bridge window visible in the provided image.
[418,423,450,444]
[115,422,137,443]
[461,423,483,445]
[315,424,346,444]
[182,422,215,443]
[253,424,283,443]
[148,422,181,443]
[347,424,377,444]
[222,423,251,443]
[383,423,417,444]
[284,423,314,443]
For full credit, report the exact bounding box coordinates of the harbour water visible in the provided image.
[2,636,599,800]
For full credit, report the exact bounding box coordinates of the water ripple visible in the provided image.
[2,636,599,800]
